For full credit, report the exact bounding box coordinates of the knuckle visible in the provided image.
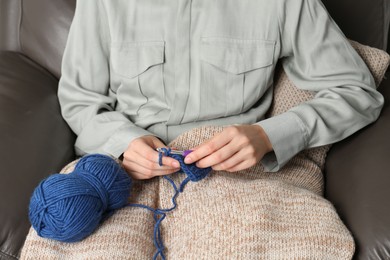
[242,135,251,144]
[214,153,223,162]
[247,146,255,155]
[228,126,239,135]
[123,150,131,159]
[205,144,215,154]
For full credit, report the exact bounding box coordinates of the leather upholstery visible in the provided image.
[0,52,76,259]
[326,74,390,260]
[0,0,389,259]
[19,0,76,78]
[322,0,390,51]
[0,0,76,78]
[0,0,21,52]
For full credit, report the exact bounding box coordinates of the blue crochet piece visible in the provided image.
[158,147,210,191]
[130,147,212,260]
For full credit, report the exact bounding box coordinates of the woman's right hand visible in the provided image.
[122,135,181,179]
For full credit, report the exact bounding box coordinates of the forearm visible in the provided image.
[257,0,385,172]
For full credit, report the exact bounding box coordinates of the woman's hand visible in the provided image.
[122,135,180,179]
[184,125,273,172]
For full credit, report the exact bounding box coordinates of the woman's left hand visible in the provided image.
[184,125,273,172]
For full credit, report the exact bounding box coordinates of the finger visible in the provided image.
[125,154,178,172]
[123,160,180,179]
[221,149,258,172]
[137,146,181,168]
[224,159,257,172]
[196,144,237,168]
[210,149,246,171]
[123,146,179,171]
[184,132,231,164]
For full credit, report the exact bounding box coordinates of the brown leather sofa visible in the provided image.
[0,0,389,259]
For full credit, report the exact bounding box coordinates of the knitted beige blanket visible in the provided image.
[21,41,389,259]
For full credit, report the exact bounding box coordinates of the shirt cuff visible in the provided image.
[256,112,308,172]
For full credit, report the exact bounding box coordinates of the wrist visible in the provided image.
[254,125,273,153]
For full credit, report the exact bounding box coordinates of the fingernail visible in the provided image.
[172,161,180,168]
[184,157,192,164]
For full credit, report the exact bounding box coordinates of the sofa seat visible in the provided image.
[0,51,75,259]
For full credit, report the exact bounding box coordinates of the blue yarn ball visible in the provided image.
[29,154,132,242]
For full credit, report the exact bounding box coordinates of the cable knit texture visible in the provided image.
[21,40,389,259]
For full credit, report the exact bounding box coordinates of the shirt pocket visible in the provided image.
[200,37,275,119]
[110,41,166,117]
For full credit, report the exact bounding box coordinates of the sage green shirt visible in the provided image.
[58,0,384,172]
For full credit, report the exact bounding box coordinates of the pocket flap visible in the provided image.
[111,41,165,78]
[200,37,275,74]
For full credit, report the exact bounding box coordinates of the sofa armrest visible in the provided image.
[325,74,390,260]
[0,51,76,259]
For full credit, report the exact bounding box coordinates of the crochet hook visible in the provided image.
[156,148,193,157]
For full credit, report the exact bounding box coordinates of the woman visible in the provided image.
[28,0,384,258]
[58,0,382,180]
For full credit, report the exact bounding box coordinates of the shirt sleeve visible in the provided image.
[58,0,153,157]
[256,0,384,172]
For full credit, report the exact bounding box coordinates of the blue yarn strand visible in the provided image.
[129,147,212,259]
[129,175,180,260]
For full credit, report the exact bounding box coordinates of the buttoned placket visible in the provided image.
[167,0,192,125]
